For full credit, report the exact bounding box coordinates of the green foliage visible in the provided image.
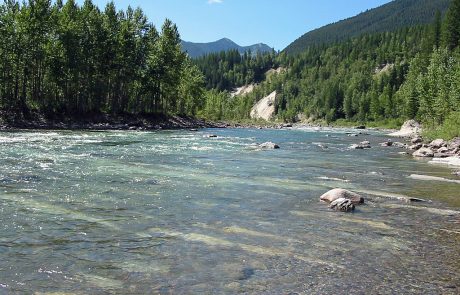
[284,0,451,55]
[423,111,460,139]
[399,48,460,127]
[0,0,204,117]
[442,0,460,50]
[197,0,459,140]
[193,50,278,91]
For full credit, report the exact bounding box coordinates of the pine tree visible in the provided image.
[443,0,460,50]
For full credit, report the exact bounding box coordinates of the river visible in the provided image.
[0,128,459,294]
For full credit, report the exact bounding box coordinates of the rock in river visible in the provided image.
[330,198,355,212]
[413,147,434,158]
[258,142,280,149]
[411,136,423,144]
[349,141,371,149]
[429,139,447,149]
[320,188,364,204]
[380,140,393,147]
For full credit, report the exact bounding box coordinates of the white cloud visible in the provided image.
[208,0,223,4]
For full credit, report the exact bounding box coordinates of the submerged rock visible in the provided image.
[203,134,218,138]
[258,142,280,149]
[392,142,408,148]
[430,156,460,167]
[413,147,434,158]
[349,141,371,149]
[320,188,364,204]
[380,140,393,147]
[330,198,355,212]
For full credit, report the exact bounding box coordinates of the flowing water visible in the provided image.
[0,128,459,294]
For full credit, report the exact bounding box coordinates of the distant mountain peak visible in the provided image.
[181,38,273,58]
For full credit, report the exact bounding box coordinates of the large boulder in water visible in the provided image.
[388,120,421,138]
[320,188,364,204]
[330,198,355,212]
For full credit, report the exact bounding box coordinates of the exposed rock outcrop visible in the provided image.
[231,84,255,97]
[250,91,277,121]
[389,120,421,138]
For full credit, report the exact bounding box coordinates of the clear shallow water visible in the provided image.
[0,128,459,294]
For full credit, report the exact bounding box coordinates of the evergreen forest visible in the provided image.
[197,0,460,138]
[0,0,205,118]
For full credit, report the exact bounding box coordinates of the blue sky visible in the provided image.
[77,0,392,50]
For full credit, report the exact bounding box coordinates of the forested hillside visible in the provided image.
[284,0,451,55]
[0,0,204,119]
[193,50,278,91]
[202,0,460,138]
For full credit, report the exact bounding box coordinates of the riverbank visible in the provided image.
[0,111,227,131]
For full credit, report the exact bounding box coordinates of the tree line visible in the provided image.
[202,0,460,138]
[0,0,205,118]
[193,49,278,91]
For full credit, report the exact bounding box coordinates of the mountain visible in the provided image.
[181,38,273,58]
[284,0,452,54]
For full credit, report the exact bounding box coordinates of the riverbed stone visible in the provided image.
[330,198,355,212]
[413,147,434,158]
[409,143,423,150]
[320,188,364,204]
[437,146,449,153]
[429,139,447,149]
[380,140,393,147]
[411,137,423,144]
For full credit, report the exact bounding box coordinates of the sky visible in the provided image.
[77,0,392,50]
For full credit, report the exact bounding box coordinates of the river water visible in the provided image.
[0,128,459,294]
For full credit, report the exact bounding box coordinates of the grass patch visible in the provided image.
[422,112,460,140]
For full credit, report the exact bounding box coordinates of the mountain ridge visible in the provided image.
[284,0,452,54]
[181,38,273,58]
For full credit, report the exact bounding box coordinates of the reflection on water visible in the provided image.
[0,128,459,294]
